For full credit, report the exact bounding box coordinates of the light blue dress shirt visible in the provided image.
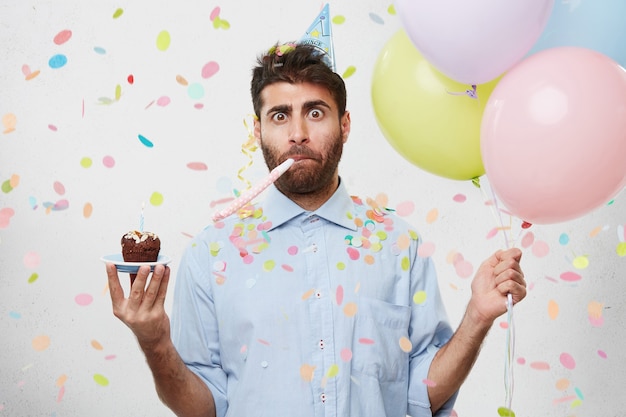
[171,180,457,417]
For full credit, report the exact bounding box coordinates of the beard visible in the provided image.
[259,129,344,195]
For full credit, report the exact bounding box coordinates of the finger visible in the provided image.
[106,263,125,306]
[156,265,171,306]
[130,273,138,286]
[141,264,168,309]
[497,280,527,304]
[127,265,151,309]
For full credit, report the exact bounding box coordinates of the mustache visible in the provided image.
[281,145,320,161]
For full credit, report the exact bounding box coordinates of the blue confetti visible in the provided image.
[48,54,68,69]
[138,134,154,148]
[559,233,569,245]
[93,46,107,55]
[9,311,21,319]
[369,12,384,25]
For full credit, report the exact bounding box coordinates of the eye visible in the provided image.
[308,108,323,119]
[271,112,287,122]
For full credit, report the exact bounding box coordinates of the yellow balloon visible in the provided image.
[372,30,500,180]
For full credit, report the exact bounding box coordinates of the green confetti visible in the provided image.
[149,191,164,206]
[342,66,356,79]
[93,374,109,386]
[27,273,39,284]
[112,8,123,18]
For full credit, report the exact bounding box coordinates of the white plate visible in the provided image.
[100,253,172,273]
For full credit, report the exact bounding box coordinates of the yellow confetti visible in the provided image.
[572,255,589,269]
[326,364,339,378]
[413,291,427,305]
[156,30,171,51]
[617,242,626,257]
[332,15,346,24]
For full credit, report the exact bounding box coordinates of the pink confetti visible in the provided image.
[422,379,437,387]
[0,207,15,229]
[346,247,360,260]
[194,103,204,110]
[210,6,220,21]
[560,352,576,370]
[486,227,499,240]
[287,246,298,255]
[560,271,582,282]
[257,339,270,346]
[417,241,435,258]
[201,61,220,79]
[102,155,115,168]
[340,348,352,362]
[516,357,526,365]
[48,124,58,131]
[53,29,72,45]
[281,264,293,272]
[532,240,550,257]
[74,293,93,306]
[336,285,344,305]
[395,201,415,217]
[598,350,607,359]
[56,385,65,403]
[104,354,117,360]
[521,231,535,248]
[23,251,41,268]
[452,193,466,203]
[156,96,171,107]
[358,338,375,345]
[22,64,31,76]
[186,162,208,171]
[53,181,65,195]
[454,259,473,278]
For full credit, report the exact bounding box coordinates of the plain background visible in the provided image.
[1,1,625,416]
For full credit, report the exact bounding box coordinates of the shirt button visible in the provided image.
[318,339,325,349]
[261,361,268,368]
[315,291,322,299]
[320,393,327,403]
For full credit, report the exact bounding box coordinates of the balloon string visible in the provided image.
[472,177,516,412]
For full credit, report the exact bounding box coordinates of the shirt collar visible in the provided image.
[264,178,358,232]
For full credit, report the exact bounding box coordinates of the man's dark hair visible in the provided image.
[251,43,347,118]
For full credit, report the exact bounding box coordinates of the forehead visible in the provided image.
[259,81,337,112]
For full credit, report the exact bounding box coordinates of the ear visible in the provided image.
[340,111,351,143]
[253,116,261,144]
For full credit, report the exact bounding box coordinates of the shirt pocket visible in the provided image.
[351,297,411,382]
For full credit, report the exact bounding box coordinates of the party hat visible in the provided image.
[299,3,336,71]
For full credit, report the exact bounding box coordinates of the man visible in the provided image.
[106,43,526,417]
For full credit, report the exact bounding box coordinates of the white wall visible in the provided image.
[1,1,624,416]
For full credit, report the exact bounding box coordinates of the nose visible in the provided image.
[289,118,309,145]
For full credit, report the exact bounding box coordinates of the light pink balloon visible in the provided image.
[395,0,554,84]
[481,47,626,224]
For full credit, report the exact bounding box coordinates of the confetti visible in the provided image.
[342,66,356,79]
[80,157,93,168]
[547,300,559,320]
[156,96,171,106]
[452,193,466,203]
[156,30,171,51]
[187,83,205,100]
[53,29,72,45]
[2,113,17,133]
[49,54,68,69]
[93,374,109,386]
[560,271,581,282]
[28,273,39,284]
[32,335,51,351]
[23,251,41,268]
[102,155,115,168]
[150,191,164,206]
[138,134,154,148]
[0,207,15,228]
[560,352,576,370]
[399,337,413,352]
[201,61,219,79]
[113,8,123,18]
[74,293,93,306]
[413,291,427,305]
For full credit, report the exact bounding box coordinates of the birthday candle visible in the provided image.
[212,158,295,222]
[139,202,145,232]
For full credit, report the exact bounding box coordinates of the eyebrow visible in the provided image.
[265,100,332,117]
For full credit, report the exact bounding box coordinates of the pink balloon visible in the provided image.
[395,0,554,84]
[481,47,626,224]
